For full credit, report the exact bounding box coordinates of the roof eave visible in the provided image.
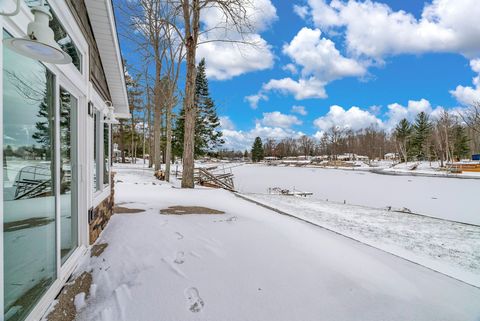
[85,0,129,116]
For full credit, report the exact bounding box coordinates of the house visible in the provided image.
[1,1,128,320]
[384,153,398,161]
[337,153,369,161]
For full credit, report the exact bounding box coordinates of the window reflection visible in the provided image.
[3,31,56,321]
[104,122,110,185]
[60,88,78,263]
[93,111,100,192]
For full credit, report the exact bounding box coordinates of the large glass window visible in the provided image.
[3,31,56,321]
[93,111,100,192]
[92,110,111,192]
[103,123,110,185]
[59,88,77,263]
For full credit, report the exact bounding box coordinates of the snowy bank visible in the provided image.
[239,193,480,287]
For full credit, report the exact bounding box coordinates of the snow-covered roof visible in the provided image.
[85,0,130,119]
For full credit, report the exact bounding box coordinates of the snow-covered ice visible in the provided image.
[232,164,480,225]
[241,193,480,287]
[68,164,480,321]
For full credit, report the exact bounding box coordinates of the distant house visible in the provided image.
[337,153,369,161]
[473,154,480,161]
[1,1,128,320]
[384,153,398,160]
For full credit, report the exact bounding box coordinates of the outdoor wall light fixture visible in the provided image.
[103,102,119,124]
[2,0,72,64]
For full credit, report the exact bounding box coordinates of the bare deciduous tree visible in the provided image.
[460,101,480,133]
[178,0,255,188]
[298,135,314,157]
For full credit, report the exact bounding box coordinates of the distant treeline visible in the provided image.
[223,105,480,163]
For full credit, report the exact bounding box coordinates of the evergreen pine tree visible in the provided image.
[251,137,264,163]
[412,112,432,160]
[452,125,470,160]
[174,59,224,158]
[173,106,186,158]
[32,94,53,159]
[394,118,412,162]
[194,59,224,156]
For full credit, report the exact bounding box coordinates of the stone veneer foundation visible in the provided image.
[89,173,115,244]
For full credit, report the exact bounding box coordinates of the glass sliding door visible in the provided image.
[59,88,78,263]
[93,111,101,192]
[103,123,110,186]
[3,31,56,321]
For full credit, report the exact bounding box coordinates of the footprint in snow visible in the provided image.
[184,287,204,313]
[213,216,237,223]
[175,232,184,240]
[174,251,185,264]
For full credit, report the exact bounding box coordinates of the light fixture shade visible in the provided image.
[3,6,72,64]
[103,105,119,124]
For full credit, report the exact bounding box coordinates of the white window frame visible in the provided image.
[0,14,4,321]
[90,87,112,207]
[0,1,91,320]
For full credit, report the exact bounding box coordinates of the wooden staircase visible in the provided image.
[195,167,235,191]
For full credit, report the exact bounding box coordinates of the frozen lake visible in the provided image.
[232,165,479,225]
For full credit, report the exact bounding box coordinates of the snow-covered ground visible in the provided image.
[380,161,480,177]
[232,164,480,225]
[241,193,480,287]
[66,165,480,321]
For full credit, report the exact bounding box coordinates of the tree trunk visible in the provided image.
[147,88,153,168]
[181,46,197,188]
[154,60,163,171]
[131,112,135,164]
[181,1,200,188]
[165,96,173,182]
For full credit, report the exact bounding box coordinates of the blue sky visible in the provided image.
[116,0,480,150]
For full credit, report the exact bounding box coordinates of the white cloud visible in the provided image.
[306,0,342,28]
[291,105,308,116]
[313,105,383,131]
[197,0,277,80]
[222,124,304,150]
[282,63,298,75]
[470,59,480,73]
[255,27,366,101]
[219,116,235,130]
[368,105,382,115]
[245,93,268,109]
[200,0,277,35]
[283,27,366,81]
[240,27,365,104]
[451,85,480,106]
[450,58,480,105]
[384,98,448,129]
[312,99,446,133]
[198,34,275,80]
[303,0,480,60]
[261,111,302,128]
[293,4,309,19]
[262,77,327,100]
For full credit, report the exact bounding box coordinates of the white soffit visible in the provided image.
[85,0,130,118]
